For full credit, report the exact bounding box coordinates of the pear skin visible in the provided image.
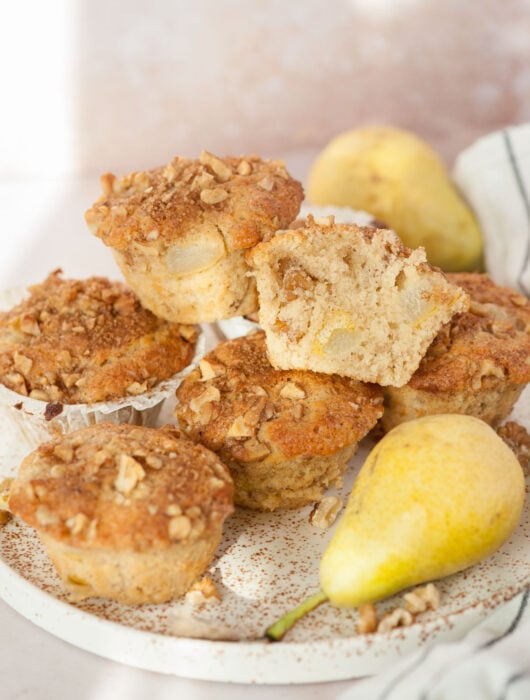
[307,126,483,272]
[319,414,525,608]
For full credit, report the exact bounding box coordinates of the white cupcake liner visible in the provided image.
[0,288,205,478]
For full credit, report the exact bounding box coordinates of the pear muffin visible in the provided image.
[246,216,469,387]
[8,423,234,604]
[0,270,198,405]
[382,273,530,431]
[175,331,384,511]
[85,151,304,323]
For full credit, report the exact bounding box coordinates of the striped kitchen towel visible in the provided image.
[340,589,530,700]
[453,123,530,295]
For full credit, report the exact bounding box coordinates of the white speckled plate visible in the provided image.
[1,380,530,684]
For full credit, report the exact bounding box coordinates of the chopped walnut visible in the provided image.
[126,381,148,396]
[309,496,343,529]
[377,607,414,632]
[357,603,378,634]
[189,385,221,425]
[168,514,192,540]
[200,188,228,204]
[200,150,232,182]
[66,512,88,536]
[258,175,274,191]
[237,159,252,176]
[226,415,255,438]
[403,583,440,613]
[185,575,222,606]
[114,454,146,495]
[498,421,530,472]
[231,437,271,462]
[279,381,306,400]
[199,359,218,381]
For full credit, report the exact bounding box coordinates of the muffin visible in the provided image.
[175,331,384,511]
[85,151,304,323]
[246,215,469,387]
[382,273,530,431]
[0,271,200,475]
[8,423,234,604]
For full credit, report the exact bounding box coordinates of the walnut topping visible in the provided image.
[126,381,148,396]
[189,385,221,424]
[185,575,222,606]
[20,315,41,336]
[232,437,271,462]
[29,389,48,401]
[199,150,232,182]
[66,512,88,535]
[168,514,192,540]
[377,607,414,633]
[237,159,252,176]
[200,188,228,204]
[226,415,255,438]
[279,381,306,400]
[114,454,146,495]
[165,503,182,516]
[357,603,378,634]
[498,421,530,471]
[258,175,274,191]
[53,443,74,463]
[403,583,440,614]
[146,455,163,469]
[199,359,218,381]
[13,352,32,375]
[309,496,343,529]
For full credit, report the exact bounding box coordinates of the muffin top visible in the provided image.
[8,423,234,551]
[409,272,530,391]
[0,271,198,404]
[175,330,384,462]
[85,151,304,253]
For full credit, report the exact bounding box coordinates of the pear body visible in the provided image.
[319,414,525,608]
[307,126,483,271]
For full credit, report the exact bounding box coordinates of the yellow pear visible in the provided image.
[307,126,483,271]
[266,414,524,640]
[320,414,525,607]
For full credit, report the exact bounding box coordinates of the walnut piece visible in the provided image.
[377,607,414,632]
[403,583,440,614]
[309,496,343,529]
[200,188,228,205]
[168,514,192,540]
[200,150,232,182]
[279,381,306,400]
[498,421,530,472]
[114,454,146,495]
[357,603,378,634]
[185,575,222,606]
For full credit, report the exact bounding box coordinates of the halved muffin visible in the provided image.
[8,423,233,604]
[246,216,469,387]
[175,331,384,511]
[85,151,304,323]
[382,273,530,431]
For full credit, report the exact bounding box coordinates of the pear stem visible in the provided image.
[265,590,329,641]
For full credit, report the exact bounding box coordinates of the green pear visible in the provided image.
[266,414,525,640]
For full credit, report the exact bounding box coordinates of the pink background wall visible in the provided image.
[3,0,530,179]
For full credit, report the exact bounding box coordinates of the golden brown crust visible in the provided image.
[8,423,233,551]
[85,151,304,253]
[175,330,384,462]
[0,271,198,403]
[408,273,530,392]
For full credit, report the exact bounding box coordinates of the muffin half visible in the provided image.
[175,331,384,511]
[8,423,233,604]
[246,216,469,387]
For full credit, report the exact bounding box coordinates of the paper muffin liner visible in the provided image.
[0,287,206,478]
